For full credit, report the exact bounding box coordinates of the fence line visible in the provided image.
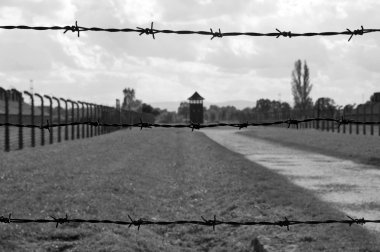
[0,22,379,41]
[0,214,378,231]
[1,117,380,131]
[0,87,155,152]
[246,102,380,136]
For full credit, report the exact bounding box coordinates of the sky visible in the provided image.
[0,0,379,111]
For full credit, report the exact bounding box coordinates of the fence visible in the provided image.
[252,103,380,136]
[1,22,380,235]
[0,87,155,152]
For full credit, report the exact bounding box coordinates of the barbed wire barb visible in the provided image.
[63,20,81,37]
[276,28,292,38]
[51,214,69,228]
[139,118,152,130]
[136,22,156,39]
[347,25,364,41]
[210,28,223,40]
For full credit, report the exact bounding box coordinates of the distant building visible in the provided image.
[188,91,204,124]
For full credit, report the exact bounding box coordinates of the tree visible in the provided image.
[142,103,154,114]
[314,97,336,117]
[291,60,313,115]
[177,101,189,121]
[343,103,356,114]
[280,102,291,118]
[122,88,135,110]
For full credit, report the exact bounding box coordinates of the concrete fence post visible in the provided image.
[67,100,76,140]
[34,93,45,146]
[52,97,61,142]
[24,91,35,147]
[0,87,10,151]
[12,89,23,149]
[60,98,69,140]
[44,95,53,144]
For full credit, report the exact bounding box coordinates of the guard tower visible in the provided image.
[188,91,204,124]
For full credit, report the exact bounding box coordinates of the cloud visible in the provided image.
[0,0,379,109]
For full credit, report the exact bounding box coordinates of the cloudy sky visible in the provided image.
[0,0,379,110]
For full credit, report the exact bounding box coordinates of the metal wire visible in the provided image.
[0,22,378,41]
[0,214,378,231]
[0,118,379,131]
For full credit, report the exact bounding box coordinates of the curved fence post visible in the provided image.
[105,106,109,133]
[0,87,10,151]
[60,98,68,141]
[78,101,86,139]
[11,89,23,150]
[97,105,102,135]
[67,100,76,140]
[23,91,35,147]
[88,103,94,137]
[52,97,61,142]
[356,106,359,135]
[85,103,90,138]
[90,103,97,136]
[34,93,45,146]
[342,107,346,134]
[44,95,53,144]
[99,105,104,134]
[75,102,80,139]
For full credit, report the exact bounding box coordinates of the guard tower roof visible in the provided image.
[188,91,204,101]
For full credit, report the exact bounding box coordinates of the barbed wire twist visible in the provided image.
[0,22,378,41]
[0,213,378,231]
[0,118,379,132]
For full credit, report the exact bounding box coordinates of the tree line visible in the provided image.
[125,59,376,123]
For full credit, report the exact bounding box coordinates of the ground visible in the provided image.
[239,126,380,166]
[0,128,379,251]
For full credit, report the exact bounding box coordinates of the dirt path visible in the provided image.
[203,129,380,235]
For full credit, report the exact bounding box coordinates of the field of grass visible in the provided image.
[239,126,380,167]
[0,128,379,251]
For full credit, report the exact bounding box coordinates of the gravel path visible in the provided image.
[203,129,380,235]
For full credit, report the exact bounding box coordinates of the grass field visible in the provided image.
[239,126,380,167]
[0,129,380,251]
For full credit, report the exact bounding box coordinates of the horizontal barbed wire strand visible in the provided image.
[0,118,379,131]
[0,214,378,231]
[0,22,379,41]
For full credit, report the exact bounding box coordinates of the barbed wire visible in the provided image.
[0,213,378,231]
[0,118,379,132]
[0,22,378,41]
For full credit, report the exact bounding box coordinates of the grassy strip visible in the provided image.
[239,126,380,167]
[0,129,379,251]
